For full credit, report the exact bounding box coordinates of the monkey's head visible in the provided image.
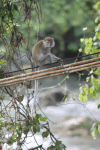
[43,37,55,48]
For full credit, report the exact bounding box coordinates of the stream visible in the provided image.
[3,74,100,150]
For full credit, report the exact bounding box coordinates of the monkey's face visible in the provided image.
[43,37,55,48]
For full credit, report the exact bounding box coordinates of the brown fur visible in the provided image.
[31,37,61,115]
[45,37,53,41]
[32,40,44,65]
[32,37,54,66]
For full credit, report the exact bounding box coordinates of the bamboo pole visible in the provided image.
[1,63,100,87]
[0,56,100,83]
[1,60,100,85]
[0,61,100,87]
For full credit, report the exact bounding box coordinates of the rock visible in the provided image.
[38,87,68,106]
[51,116,94,137]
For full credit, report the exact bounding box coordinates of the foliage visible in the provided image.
[0,57,6,79]
[90,122,100,139]
[0,0,99,52]
[78,1,100,139]
[0,0,100,149]
[0,1,66,149]
[0,110,66,149]
[35,0,98,52]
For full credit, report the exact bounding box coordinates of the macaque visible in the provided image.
[32,37,61,67]
[31,37,61,115]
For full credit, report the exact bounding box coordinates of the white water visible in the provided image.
[2,74,100,150]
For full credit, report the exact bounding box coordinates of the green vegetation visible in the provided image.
[0,0,99,53]
[0,0,100,149]
[78,1,100,140]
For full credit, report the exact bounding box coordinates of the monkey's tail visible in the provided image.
[31,67,38,117]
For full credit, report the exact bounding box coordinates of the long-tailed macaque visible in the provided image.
[32,37,61,67]
[31,37,61,115]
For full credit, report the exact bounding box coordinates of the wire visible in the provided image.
[0,51,100,76]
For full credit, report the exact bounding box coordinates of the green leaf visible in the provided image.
[79,93,88,102]
[98,125,100,133]
[4,121,8,127]
[56,146,62,150]
[55,140,66,150]
[96,122,100,126]
[23,128,29,134]
[98,104,100,109]
[0,59,6,65]
[96,2,100,10]
[33,118,39,125]
[90,123,96,132]
[91,127,97,139]
[0,97,5,100]
[88,38,92,43]
[35,114,42,119]
[55,140,62,146]
[26,124,31,129]
[83,94,88,102]
[89,87,94,98]
[7,54,12,59]
[7,138,14,146]
[42,131,49,138]
[17,95,24,102]
[40,117,47,122]
[95,17,99,23]
[11,125,14,130]
[13,134,17,139]
[47,146,55,150]
[59,143,66,149]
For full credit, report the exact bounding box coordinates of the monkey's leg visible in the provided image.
[38,53,53,66]
[39,53,61,66]
[38,53,52,62]
[50,53,61,63]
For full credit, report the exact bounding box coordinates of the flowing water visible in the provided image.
[3,74,100,150]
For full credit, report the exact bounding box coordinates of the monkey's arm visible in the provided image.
[50,53,61,63]
[38,53,61,66]
[36,51,61,67]
[38,52,52,66]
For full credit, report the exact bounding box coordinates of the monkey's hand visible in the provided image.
[57,58,63,63]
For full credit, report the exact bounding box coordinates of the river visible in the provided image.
[2,74,100,150]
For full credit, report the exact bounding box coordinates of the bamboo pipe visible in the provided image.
[0,62,100,87]
[0,56,100,83]
[1,60,100,85]
[1,63,100,87]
